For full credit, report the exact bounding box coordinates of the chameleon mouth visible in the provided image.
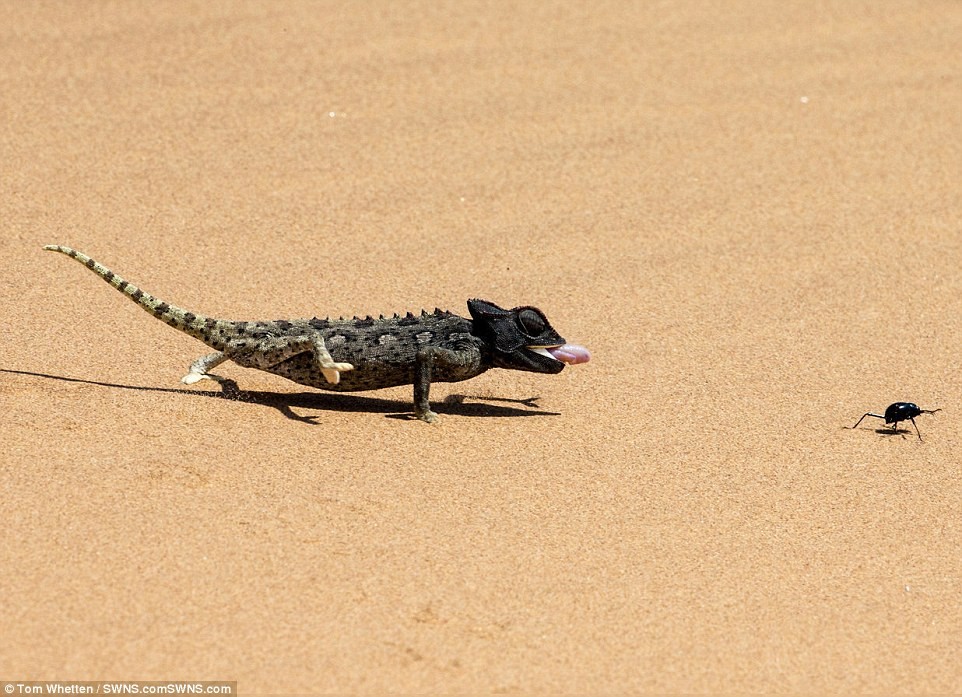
[529,344,591,365]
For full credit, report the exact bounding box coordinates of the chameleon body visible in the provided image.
[44,245,589,422]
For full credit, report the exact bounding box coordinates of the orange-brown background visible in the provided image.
[2,1,961,693]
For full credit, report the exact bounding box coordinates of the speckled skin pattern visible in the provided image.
[44,245,571,422]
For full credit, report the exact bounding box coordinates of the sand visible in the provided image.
[2,1,961,693]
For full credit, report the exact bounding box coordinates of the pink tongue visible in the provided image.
[546,344,591,365]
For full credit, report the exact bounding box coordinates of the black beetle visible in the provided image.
[853,402,941,441]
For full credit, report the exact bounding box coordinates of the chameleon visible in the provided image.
[43,245,590,422]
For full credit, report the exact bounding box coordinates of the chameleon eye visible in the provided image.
[518,308,546,336]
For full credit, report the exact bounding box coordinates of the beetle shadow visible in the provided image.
[873,427,908,438]
[847,425,911,439]
[1,368,559,423]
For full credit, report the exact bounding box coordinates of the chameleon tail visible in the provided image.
[43,244,232,350]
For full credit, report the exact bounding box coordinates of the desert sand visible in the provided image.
[2,1,961,693]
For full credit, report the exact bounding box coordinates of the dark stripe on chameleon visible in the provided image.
[67,249,78,257]
[155,302,170,315]
[205,318,217,329]
[103,271,114,282]
[86,258,96,269]
[118,280,128,292]
[131,289,143,301]
[183,312,195,324]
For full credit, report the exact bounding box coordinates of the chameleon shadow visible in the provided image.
[1,368,559,422]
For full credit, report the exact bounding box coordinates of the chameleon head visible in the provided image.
[467,299,590,374]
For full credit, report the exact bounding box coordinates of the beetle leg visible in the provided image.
[910,417,922,441]
[853,412,885,429]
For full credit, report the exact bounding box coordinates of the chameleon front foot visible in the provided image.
[320,362,354,385]
[415,408,439,424]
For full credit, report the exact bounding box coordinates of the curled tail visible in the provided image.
[43,245,234,351]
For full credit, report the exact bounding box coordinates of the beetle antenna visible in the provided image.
[921,408,942,415]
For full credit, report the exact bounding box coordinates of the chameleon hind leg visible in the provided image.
[181,351,230,384]
[225,333,353,385]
